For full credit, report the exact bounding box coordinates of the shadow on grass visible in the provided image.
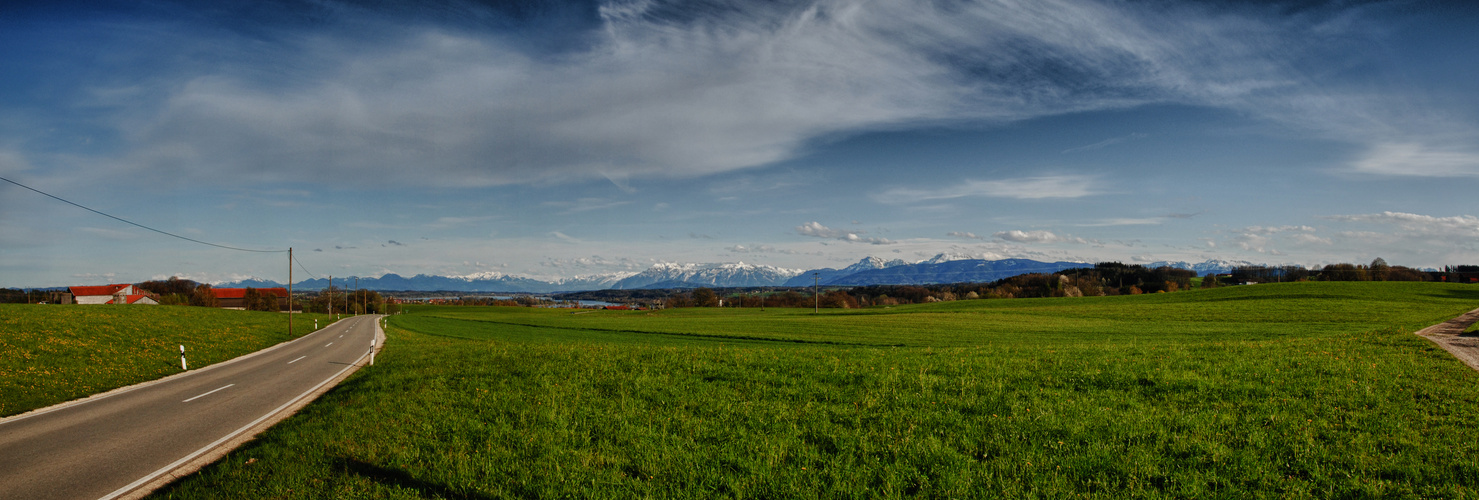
[1417,288,1479,301]
[334,457,494,500]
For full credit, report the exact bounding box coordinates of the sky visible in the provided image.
[2,0,1478,287]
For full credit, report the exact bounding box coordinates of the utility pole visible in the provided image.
[355,277,359,315]
[288,247,293,337]
[813,272,819,314]
[328,276,333,316]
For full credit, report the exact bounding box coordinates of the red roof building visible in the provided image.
[69,284,156,305]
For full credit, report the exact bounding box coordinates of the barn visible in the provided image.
[68,284,159,305]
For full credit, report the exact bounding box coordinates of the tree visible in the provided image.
[1370,257,1390,281]
[692,287,719,307]
[190,284,219,307]
[243,288,262,310]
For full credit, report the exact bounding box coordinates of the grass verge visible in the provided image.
[0,305,333,417]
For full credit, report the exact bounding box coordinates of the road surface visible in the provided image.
[0,315,382,500]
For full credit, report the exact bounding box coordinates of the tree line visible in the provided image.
[1221,258,1430,284]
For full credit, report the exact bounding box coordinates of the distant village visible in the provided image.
[3,277,399,314]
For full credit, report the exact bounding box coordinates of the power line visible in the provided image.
[292,253,320,280]
[1,175,284,253]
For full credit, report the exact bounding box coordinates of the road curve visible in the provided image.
[0,315,383,500]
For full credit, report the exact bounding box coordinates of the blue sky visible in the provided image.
[2,0,1477,287]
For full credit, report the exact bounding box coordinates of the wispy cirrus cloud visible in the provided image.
[1324,212,1479,238]
[1350,143,1479,177]
[548,231,582,244]
[875,175,1100,204]
[46,0,1376,189]
[541,198,631,215]
[1061,133,1147,154]
[726,244,817,256]
[1077,218,1163,227]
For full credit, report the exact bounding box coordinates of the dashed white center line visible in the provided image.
[288,356,307,364]
[325,342,333,347]
[182,384,234,403]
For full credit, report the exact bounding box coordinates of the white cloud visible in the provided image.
[1351,143,1479,177]
[540,255,646,271]
[795,221,894,245]
[1325,212,1479,238]
[993,230,1088,244]
[1241,225,1315,235]
[796,221,846,238]
[875,175,1100,204]
[1288,233,1333,246]
[1230,233,1273,253]
[946,231,982,240]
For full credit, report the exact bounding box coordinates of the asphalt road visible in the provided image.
[0,315,382,500]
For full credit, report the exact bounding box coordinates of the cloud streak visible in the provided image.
[875,175,1100,204]
[62,0,1389,188]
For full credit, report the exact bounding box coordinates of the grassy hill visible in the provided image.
[0,305,333,417]
[149,282,1479,498]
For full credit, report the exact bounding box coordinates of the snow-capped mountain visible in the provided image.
[546,272,639,291]
[830,258,1088,286]
[612,262,803,289]
[1141,259,1256,275]
[212,258,1255,293]
[922,252,979,265]
[784,256,909,287]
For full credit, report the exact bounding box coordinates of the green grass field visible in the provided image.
[0,305,333,417]
[134,282,1479,497]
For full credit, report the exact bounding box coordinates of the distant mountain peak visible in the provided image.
[923,252,976,265]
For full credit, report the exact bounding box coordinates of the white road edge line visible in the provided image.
[100,347,373,500]
[182,384,234,403]
[287,356,307,364]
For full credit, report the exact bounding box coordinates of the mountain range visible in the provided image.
[215,255,1252,293]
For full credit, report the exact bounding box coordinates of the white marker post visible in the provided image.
[179,345,187,371]
[369,337,376,366]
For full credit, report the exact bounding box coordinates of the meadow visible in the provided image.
[0,304,332,417]
[139,281,1479,498]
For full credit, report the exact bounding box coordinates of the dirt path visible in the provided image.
[1415,307,1479,372]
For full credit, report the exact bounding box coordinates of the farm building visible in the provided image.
[213,287,289,311]
[68,284,158,305]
